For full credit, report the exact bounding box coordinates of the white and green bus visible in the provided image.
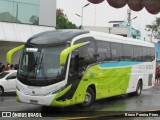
[7,29,156,107]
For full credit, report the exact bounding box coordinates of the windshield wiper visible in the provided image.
[35,52,47,80]
[34,54,40,71]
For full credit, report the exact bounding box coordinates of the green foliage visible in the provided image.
[56,9,80,29]
[30,15,39,25]
[146,17,160,38]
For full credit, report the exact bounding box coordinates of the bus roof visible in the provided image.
[27,29,154,48]
[27,29,89,46]
[89,31,154,47]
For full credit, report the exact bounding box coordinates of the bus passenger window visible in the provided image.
[133,46,143,62]
[151,48,155,61]
[86,48,94,60]
[111,43,123,61]
[96,41,111,61]
[123,44,134,61]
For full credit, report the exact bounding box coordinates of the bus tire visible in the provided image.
[0,86,4,96]
[80,87,95,107]
[134,80,142,96]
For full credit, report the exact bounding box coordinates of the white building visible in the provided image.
[0,0,56,64]
[83,21,141,40]
[83,26,129,37]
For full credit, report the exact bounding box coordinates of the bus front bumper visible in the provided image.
[16,90,56,106]
[16,84,76,107]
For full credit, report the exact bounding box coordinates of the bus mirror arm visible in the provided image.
[60,43,85,66]
[6,45,24,64]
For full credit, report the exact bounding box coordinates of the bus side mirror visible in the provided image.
[6,45,24,64]
[60,43,85,66]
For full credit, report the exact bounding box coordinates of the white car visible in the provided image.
[0,70,17,96]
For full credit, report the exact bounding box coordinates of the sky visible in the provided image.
[57,0,160,41]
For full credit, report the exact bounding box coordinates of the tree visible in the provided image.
[146,17,160,39]
[30,15,39,25]
[56,9,80,29]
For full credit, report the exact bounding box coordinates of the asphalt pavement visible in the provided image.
[1,83,160,119]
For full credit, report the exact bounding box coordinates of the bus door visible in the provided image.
[59,50,82,100]
[69,50,80,82]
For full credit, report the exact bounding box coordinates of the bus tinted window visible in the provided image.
[143,47,153,62]
[123,44,134,61]
[75,38,96,61]
[97,41,111,61]
[74,37,96,68]
[111,43,123,61]
[133,46,143,62]
[143,47,148,61]
[151,48,155,61]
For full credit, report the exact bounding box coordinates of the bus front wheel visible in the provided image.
[134,81,142,96]
[80,87,95,107]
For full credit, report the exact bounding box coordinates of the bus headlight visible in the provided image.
[51,86,65,94]
[16,85,20,91]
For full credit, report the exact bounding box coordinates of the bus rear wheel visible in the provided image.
[80,87,95,107]
[134,81,142,96]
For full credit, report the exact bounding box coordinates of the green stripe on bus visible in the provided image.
[51,64,132,107]
[50,85,72,106]
[80,65,132,99]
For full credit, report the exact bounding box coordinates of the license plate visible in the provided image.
[30,100,38,104]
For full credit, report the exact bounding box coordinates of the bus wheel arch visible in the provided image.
[0,86,4,96]
[80,84,96,107]
[139,79,143,90]
[88,84,96,96]
[134,79,143,96]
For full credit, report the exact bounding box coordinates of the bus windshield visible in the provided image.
[18,45,67,82]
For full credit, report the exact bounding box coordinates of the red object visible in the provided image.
[142,0,160,14]
[128,0,144,11]
[5,66,11,71]
[156,67,159,75]
[88,0,104,4]
[87,0,160,14]
[107,0,127,8]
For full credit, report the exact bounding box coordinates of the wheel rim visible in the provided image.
[84,92,91,104]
